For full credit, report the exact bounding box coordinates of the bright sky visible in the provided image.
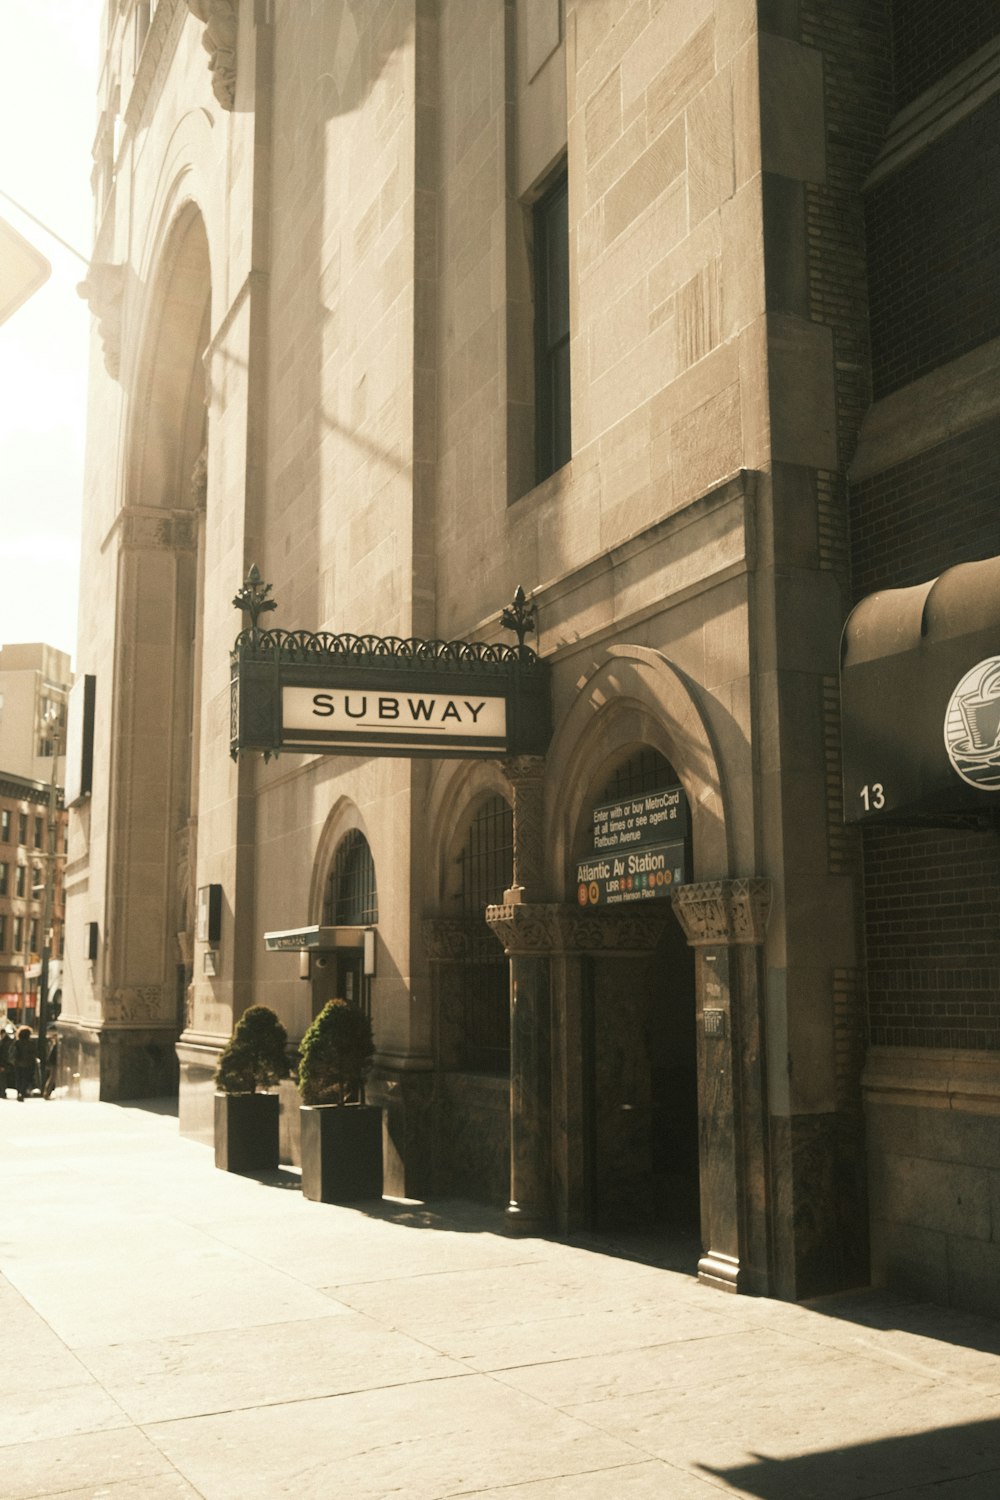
[0,1,104,666]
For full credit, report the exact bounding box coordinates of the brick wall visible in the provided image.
[864,824,1000,1049]
[849,418,1000,600]
[800,1,893,469]
[891,0,999,111]
[866,96,1000,400]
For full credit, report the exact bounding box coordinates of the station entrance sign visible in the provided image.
[576,784,689,907]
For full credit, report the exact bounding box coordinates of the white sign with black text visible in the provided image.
[281,685,507,748]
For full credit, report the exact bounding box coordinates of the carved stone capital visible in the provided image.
[671,878,772,947]
[186,0,238,110]
[421,917,475,963]
[77,262,125,379]
[118,507,199,553]
[485,901,671,955]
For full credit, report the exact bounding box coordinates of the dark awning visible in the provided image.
[840,554,1000,825]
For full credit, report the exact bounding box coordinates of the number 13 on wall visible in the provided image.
[859,783,885,812]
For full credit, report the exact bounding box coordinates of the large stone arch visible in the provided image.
[545,644,731,889]
[94,201,214,1100]
[127,201,212,512]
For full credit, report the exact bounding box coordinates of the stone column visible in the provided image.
[672,878,772,1295]
[487,755,549,1233]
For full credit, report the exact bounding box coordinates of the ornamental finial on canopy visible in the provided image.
[501,585,537,656]
[233,564,277,632]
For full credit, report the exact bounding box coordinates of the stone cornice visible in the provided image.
[485,901,672,956]
[670,879,771,947]
[100,505,200,557]
[186,0,238,110]
[867,36,1000,190]
[863,1046,1000,1114]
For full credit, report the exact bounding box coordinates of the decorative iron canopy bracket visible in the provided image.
[230,574,551,762]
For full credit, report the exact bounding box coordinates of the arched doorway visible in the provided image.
[577,747,700,1242]
[312,829,379,1018]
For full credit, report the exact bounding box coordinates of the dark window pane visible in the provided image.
[535,168,571,483]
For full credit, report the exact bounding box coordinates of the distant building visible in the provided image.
[67,1,1000,1315]
[0,772,66,1023]
[0,642,72,784]
[0,643,70,1022]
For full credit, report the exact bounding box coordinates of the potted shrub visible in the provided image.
[298,998,383,1202]
[214,1005,289,1174]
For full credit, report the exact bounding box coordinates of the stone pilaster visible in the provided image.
[672,879,772,1294]
[502,755,546,901]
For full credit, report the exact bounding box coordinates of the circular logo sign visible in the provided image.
[944,657,1000,790]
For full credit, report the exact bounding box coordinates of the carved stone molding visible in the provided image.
[103,985,166,1024]
[186,0,238,110]
[485,901,671,956]
[671,878,772,947]
[421,917,476,963]
[77,262,125,379]
[190,446,208,510]
[117,507,199,553]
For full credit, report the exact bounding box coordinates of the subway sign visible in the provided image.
[231,628,550,760]
[281,685,507,755]
[576,785,689,907]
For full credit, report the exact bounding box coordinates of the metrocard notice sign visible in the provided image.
[576,785,689,907]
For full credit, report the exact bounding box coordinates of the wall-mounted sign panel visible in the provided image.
[575,781,690,907]
[232,630,550,761]
[281,685,507,754]
[64,674,96,806]
[264,925,372,952]
[576,839,687,907]
[591,785,690,853]
[841,555,1000,824]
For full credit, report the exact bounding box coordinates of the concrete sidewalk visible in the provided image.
[2,1100,1000,1500]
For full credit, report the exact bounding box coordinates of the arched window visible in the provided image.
[599,746,676,802]
[457,795,512,1073]
[324,830,378,925]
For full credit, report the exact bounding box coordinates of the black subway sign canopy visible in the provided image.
[576,784,690,906]
[840,555,1000,825]
[231,627,550,761]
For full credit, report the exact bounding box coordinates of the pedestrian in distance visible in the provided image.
[13,1025,36,1102]
[42,1031,58,1099]
[0,1021,13,1098]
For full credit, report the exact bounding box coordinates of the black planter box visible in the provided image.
[214,1091,280,1174]
[300,1103,383,1203]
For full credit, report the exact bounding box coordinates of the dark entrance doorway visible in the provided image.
[310,948,365,1019]
[579,749,701,1245]
[584,918,699,1233]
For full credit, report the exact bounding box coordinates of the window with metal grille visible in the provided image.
[599,747,677,802]
[457,796,513,1073]
[324,830,378,926]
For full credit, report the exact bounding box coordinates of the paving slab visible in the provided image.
[3,1097,1000,1500]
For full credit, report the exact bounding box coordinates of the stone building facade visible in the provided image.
[64,0,1000,1310]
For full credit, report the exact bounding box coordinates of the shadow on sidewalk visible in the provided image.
[117,1096,180,1118]
[698,1415,1000,1499]
[801,1284,1000,1360]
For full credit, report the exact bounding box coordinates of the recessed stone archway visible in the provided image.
[545,643,732,890]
